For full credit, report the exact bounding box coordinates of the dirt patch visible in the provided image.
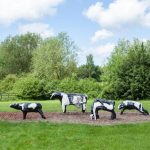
[0,111,150,125]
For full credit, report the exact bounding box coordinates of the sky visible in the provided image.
[0,0,150,66]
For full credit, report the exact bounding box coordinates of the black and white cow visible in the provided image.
[10,103,46,119]
[90,99,116,120]
[118,100,149,115]
[50,92,88,113]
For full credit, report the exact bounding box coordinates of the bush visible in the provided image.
[0,74,17,93]
[58,77,79,93]
[44,80,60,95]
[100,83,116,99]
[11,75,102,99]
[57,77,101,98]
[13,74,48,99]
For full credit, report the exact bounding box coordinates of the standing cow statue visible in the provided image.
[90,99,116,120]
[50,92,88,113]
[118,100,149,115]
[10,103,46,119]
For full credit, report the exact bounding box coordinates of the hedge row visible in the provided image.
[0,74,102,100]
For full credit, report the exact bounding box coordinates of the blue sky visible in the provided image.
[0,0,150,66]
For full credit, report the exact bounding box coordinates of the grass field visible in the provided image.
[0,121,150,150]
[0,99,150,112]
[0,100,150,150]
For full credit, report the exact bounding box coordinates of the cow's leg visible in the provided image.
[93,106,97,120]
[82,109,85,113]
[111,110,116,119]
[120,108,125,115]
[95,108,99,119]
[23,111,27,120]
[62,104,66,113]
[142,108,149,115]
[137,104,144,114]
[82,104,86,113]
[90,105,94,119]
[38,109,46,119]
[138,106,149,115]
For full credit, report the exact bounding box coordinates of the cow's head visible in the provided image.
[118,102,125,110]
[50,92,63,100]
[10,103,21,110]
[83,95,88,103]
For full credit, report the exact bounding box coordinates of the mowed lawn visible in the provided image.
[0,100,150,150]
[0,121,150,150]
[0,99,150,112]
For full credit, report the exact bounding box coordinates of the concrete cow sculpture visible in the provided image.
[90,99,116,120]
[10,103,46,119]
[118,100,149,115]
[50,92,88,113]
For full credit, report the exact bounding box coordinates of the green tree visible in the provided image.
[77,54,101,81]
[32,33,77,80]
[0,33,41,79]
[101,39,150,99]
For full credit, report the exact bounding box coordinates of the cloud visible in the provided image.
[140,38,147,42]
[84,0,150,28]
[80,43,115,66]
[91,29,113,43]
[19,23,54,38]
[92,43,115,65]
[0,0,64,25]
[143,13,150,27]
[92,43,115,56]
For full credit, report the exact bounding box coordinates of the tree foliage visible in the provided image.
[1,31,150,100]
[13,74,49,99]
[32,33,77,80]
[0,74,18,93]
[0,33,41,79]
[102,39,150,99]
[12,75,101,99]
[77,54,101,81]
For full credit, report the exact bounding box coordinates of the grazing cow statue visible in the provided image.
[118,100,149,115]
[90,99,116,120]
[50,92,88,113]
[10,103,46,119]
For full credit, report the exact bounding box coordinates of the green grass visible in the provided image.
[0,100,150,150]
[0,121,150,150]
[0,99,150,113]
[0,100,62,112]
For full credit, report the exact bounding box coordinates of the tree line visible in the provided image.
[0,33,150,100]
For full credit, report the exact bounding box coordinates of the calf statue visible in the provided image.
[118,100,149,115]
[90,99,116,120]
[10,103,46,119]
[50,92,88,113]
